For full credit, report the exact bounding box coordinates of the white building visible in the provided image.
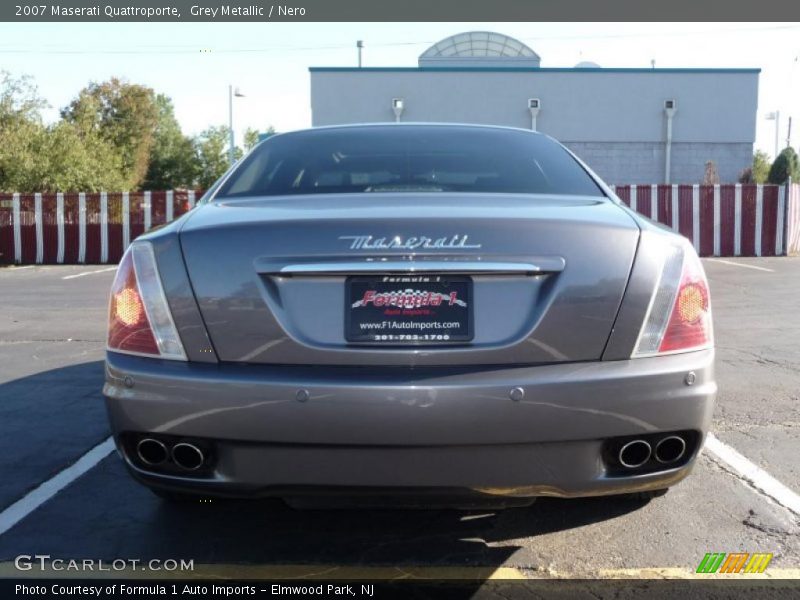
[309,32,760,184]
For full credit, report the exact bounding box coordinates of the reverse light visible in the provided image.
[107,242,187,360]
[632,241,713,357]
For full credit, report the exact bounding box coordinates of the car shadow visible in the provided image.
[0,360,109,511]
[143,492,651,566]
[0,360,652,570]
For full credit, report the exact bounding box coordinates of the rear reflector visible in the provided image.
[632,241,713,357]
[107,242,187,360]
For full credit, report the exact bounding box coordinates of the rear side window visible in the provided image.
[215,126,604,198]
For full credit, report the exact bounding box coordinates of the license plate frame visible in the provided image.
[345,275,473,345]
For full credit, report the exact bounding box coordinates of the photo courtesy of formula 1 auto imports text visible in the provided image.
[1,1,800,598]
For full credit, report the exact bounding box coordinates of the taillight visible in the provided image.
[632,241,713,357]
[107,242,187,360]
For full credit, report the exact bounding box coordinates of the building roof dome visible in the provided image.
[575,61,602,68]
[419,32,540,68]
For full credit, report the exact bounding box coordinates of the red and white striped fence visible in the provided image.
[0,184,796,264]
[0,190,198,265]
[609,184,791,257]
[787,183,800,255]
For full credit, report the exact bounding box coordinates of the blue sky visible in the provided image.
[1,22,798,158]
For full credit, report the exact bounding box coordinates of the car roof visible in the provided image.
[272,122,548,138]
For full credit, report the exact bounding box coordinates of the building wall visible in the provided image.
[565,142,753,184]
[309,68,759,183]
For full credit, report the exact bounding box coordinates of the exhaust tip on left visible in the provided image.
[136,438,168,466]
[618,440,652,469]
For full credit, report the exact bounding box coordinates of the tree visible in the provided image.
[0,71,46,191]
[767,147,800,185]
[243,126,276,152]
[0,71,131,192]
[193,126,231,189]
[34,122,127,192]
[738,167,754,184]
[61,78,159,189]
[752,150,770,183]
[243,127,260,152]
[702,160,719,185]
[1,71,269,192]
[0,71,46,125]
[142,95,199,189]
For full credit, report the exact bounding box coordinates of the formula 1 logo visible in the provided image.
[352,289,467,309]
[696,552,773,574]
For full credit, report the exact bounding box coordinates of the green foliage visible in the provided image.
[767,147,800,185]
[194,126,232,189]
[1,70,276,192]
[0,71,46,126]
[0,71,45,191]
[0,72,125,192]
[752,150,770,184]
[243,127,260,152]
[243,126,276,152]
[142,95,198,189]
[34,123,127,192]
[61,78,159,189]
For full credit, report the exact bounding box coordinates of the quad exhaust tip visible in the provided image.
[171,442,205,471]
[655,435,686,464]
[136,438,168,466]
[618,440,652,469]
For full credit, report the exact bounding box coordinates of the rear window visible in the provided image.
[214,126,604,198]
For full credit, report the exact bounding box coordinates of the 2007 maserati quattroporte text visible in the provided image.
[103,123,715,506]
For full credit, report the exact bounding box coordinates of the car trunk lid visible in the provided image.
[178,193,639,366]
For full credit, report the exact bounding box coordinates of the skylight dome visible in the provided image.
[419,32,541,68]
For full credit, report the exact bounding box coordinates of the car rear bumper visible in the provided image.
[103,349,716,499]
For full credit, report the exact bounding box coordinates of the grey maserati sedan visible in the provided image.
[104,123,715,506]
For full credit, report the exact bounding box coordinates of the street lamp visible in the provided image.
[228,85,245,166]
[788,56,798,149]
[765,110,780,159]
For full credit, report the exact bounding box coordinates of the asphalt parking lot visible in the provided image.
[0,259,798,580]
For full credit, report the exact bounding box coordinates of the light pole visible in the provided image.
[765,111,780,158]
[228,85,245,166]
[357,40,363,68]
[664,99,677,184]
[788,56,798,148]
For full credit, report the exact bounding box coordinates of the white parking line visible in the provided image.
[704,433,800,516]
[0,437,114,537]
[0,265,34,271]
[62,267,117,280]
[0,431,796,538]
[705,259,775,272]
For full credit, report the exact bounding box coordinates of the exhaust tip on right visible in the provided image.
[655,436,686,464]
[618,440,652,468]
[136,438,168,466]
[172,442,205,471]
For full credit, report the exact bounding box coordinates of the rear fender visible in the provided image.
[604,226,682,361]
[148,231,218,363]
